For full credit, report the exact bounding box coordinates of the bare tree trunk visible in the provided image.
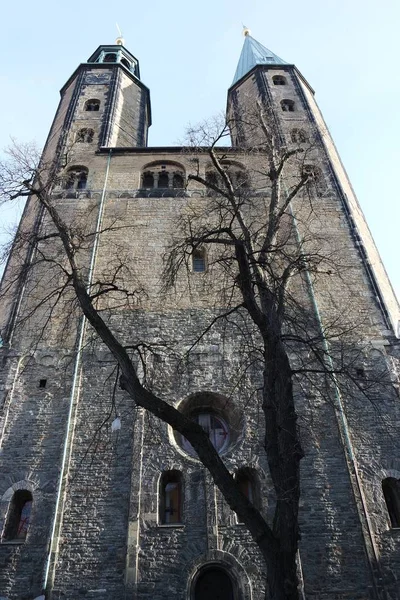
[265,550,299,600]
[263,336,302,600]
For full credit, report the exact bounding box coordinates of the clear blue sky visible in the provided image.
[1,0,399,300]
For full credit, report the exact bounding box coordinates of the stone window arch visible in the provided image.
[222,161,250,190]
[84,99,100,112]
[2,490,33,541]
[141,161,185,189]
[159,470,183,525]
[76,128,94,143]
[206,161,250,194]
[158,171,169,188]
[142,172,154,188]
[382,477,400,527]
[302,164,325,194]
[281,99,295,112]
[291,128,308,144]
[64,166,88,191]
[173,173,184,188]
[273,75,287,85]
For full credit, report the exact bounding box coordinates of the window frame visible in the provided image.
[2,490,33,542]
[281,99,295,112]
[140,161,186,191]
[159,471,183,526]
[181,412,230,456]
[84,99,100,112]
[272,75,287,86]
[235,468,260,523]
[64,166,88,191]
[382,477,400,528]
[192,248,206,273]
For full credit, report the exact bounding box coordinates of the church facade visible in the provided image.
[0,32,400,600]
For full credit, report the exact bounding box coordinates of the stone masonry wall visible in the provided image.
[0,50,399,600]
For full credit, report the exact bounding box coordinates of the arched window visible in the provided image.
[2,490,32,541]
[220,161,250,192]
[141,162,185,191]
[291,128,308,144]
[235,468,259,522]
[192,248,206,273]
[302,164,322,186]
[382,478,400,528]
[103,53,117,63]
[173,173,184,188]
[160,471,182,525]
[142,172,154,188]
[76,128,94,143]
[158,172,169,188]
[120,58,131,69]
[84,99,100,112]
[273,75,287,85]
[234,170,249,190]
[194,567,234,600]
[64,166,88,191]
[281,99,295,112]
[205,172,218,193]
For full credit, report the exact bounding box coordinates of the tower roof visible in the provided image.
[232,34,287,86]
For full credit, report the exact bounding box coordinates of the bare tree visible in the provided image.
[0,103,396,600]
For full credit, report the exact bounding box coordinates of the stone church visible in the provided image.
[0,30,400,600]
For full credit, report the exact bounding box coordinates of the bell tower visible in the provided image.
[43,37,151,164]
[227,28,400,334]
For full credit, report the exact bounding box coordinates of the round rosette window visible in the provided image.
[173,392,243,458]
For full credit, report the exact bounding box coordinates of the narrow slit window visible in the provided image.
[192,249,206,273]
[235,468,259,523]
[2,490,33,541]
[160,471,182,525]
[382,478,400,528]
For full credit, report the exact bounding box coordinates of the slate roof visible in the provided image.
[232,35,287,85]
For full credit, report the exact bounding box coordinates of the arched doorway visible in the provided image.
[194,567,235,600]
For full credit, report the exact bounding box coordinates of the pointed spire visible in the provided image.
[232,31,287,86]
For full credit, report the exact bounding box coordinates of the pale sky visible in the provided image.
[1,0,399,301]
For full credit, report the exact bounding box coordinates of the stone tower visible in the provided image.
[0,32,400,600]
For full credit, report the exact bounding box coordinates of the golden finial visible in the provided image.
[116,23,124,46]
[243,25,251,37]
